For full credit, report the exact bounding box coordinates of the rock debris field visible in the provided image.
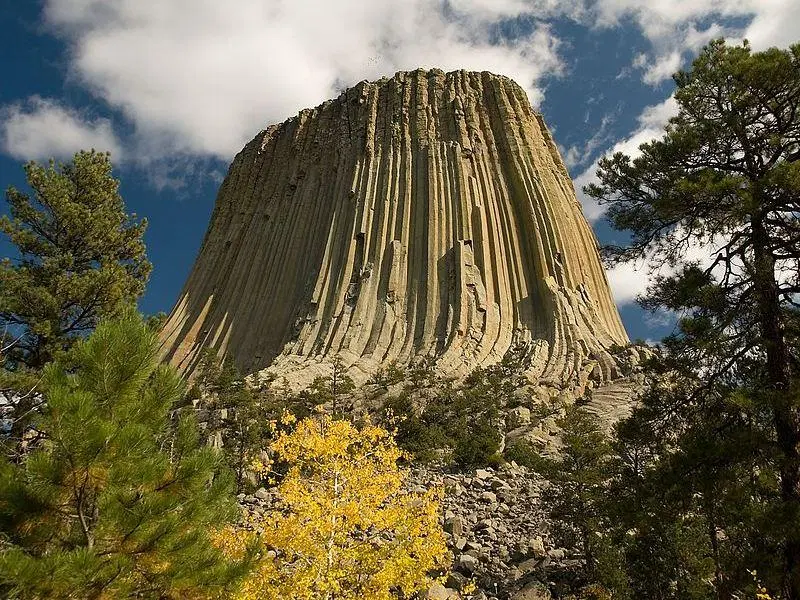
[241,462,574,600]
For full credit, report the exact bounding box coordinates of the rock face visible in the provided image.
[159,69,628,387]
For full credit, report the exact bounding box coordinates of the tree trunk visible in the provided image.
[751,215,800,599]
[236,427,245,493]
[705,496,726,600]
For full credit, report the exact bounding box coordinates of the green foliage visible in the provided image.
[367,361,406,386]
[295,356,355,416]
[193,350,275,492]
[584,39,800,599]
[145,311,168,332]
[0,150,150,454]
[0,310,249,599]
[383,393,450,463]
[534,407,622,590]
[0,150,150,370]
[452,417,503,468]
[606,383,785,600]
[503,439,540,468]
[384,356,526,467]
[406,356,439,388]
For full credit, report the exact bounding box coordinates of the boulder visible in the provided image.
[427,582,460,599]
[507,406,532,428]
[457,554,479,573]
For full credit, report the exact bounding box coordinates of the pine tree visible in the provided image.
[533,406,626,596]
[300,356,355,416]
[0,150,150,451]
[586,39,800,598]
[215,416,448,600]
[0,310,249,599]
[609,392,763,600]
[193,350,273,493]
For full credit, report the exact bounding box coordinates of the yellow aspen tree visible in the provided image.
[215,416,449,600]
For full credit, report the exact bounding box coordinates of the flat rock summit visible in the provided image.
[159,69,629,390]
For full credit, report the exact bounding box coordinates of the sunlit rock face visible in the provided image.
[159,69,629,390]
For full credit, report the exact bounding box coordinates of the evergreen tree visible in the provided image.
[300,356,355,416]
[586,39,800,598]
[193,350,273,493]
[608,390,767,600]
[0,310,248,599]
[0,150,150,450]
[533,406,626,596]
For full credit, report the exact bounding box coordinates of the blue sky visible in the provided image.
[1,0,798,343]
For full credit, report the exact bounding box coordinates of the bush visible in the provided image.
[382,358,529,467]
[367,361,406,386]
[504,440,542,469]
[452,417,502,468]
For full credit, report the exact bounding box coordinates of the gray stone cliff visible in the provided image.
[159,69,629,389]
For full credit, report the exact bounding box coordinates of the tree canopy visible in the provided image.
[0,150,150,370]
[215,416,448,600]
[586,39,800,599]
[0,310,248,599]
[0,150,151,453]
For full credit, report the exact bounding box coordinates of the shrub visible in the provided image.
[452,417,502,468]
[504,440,542,469]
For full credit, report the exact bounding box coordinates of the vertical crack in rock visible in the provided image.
[159,69,629,390]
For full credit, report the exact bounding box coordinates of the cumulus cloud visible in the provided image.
[641,51,682,86]
[606,229,723,306]
[607,259,652,305]
[40,0,563,159]
[582,0,797,84]
[745,0,800,48]
[0,0,790,166]
[1,96,122,161]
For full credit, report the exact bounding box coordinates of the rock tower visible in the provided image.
[159,69,629,390]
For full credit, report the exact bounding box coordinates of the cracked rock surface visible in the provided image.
[159,69,628,391]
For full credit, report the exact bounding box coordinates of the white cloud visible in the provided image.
[684,22,727,51]
[740,0,800,49]
[572,95,679,303]
[1,0,793,179]
[606,229,719,306]
[607,259,652,305]
[39,0,563,159]
[583,0,798,84]
[642,51,682,85]
[1,96,122,161]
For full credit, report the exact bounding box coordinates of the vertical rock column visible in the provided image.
[159,69,629,390]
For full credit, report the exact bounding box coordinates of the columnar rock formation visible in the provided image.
[159,69,629,389]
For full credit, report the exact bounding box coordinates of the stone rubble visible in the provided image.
[409,463,580,600]
[238,461,582,600]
